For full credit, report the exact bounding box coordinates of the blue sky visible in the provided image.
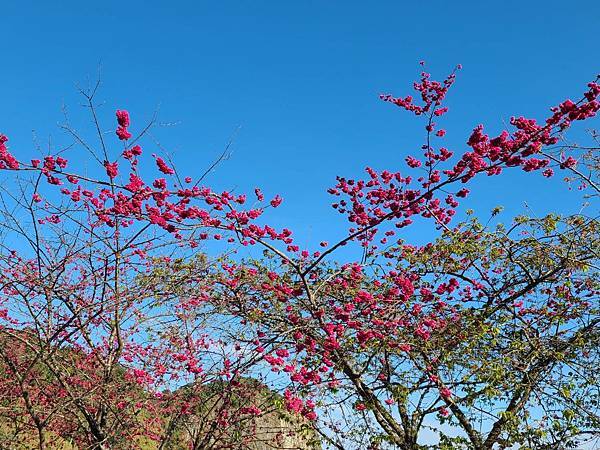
[2,0,599,256]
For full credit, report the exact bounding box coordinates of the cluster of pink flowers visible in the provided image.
[439,387,453,399]
[283,389,316,420]
[124,368,154,386]
[116,109,132,140]
[154,155,175,175]
[379,64,460,119]
[104,160,119,178]
[0,135,19,170]
[240,405,262,416]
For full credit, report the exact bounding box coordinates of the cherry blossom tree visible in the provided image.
[0,85,307,450]
[0,65,598,449]
[145,67,600,449]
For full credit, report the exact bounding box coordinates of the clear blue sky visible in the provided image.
[2,0,599,253]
